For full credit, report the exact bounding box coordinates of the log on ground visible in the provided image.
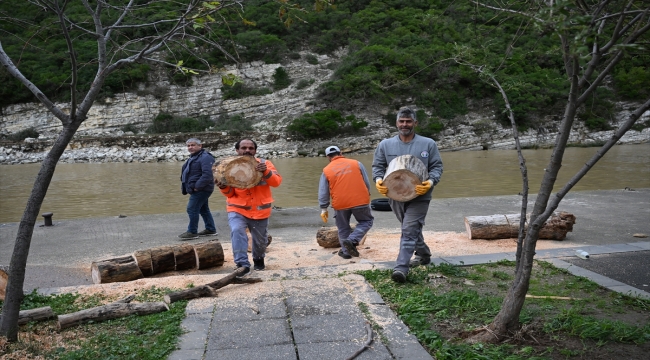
[172,243,196,270]
[0,306,56,325]
[316,226,367,248]
[213,155,262,189]
[91,255,144,284]
[57,301,169,330]
[164,268,262,304]
[464,211,576,240]
[193,241,224,269]
[150,245,176,274]
[383,155,428,202]
[247,229,273,252]
[133,249,153,276]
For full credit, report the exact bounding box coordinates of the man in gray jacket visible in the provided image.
[179,138,217,239]
[372,107,443,283]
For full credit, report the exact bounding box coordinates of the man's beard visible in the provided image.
[399,127,413,136]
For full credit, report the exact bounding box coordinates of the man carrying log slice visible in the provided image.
[318,145,374,259]
[372,106,443,283]
[179,138,218,240]
[215,139,282,276]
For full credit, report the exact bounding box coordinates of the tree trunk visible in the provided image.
[133,249,153,276]
[172,243,197,270]
[0,306,56,325]
[464,212,575,240]
[193,241,224,269]
[164,267,261,304]
[57,302,169,330]
[382,154,428,202]
[213,155,262,189]
[91,256,144,284]
[0,123,81,341]
[316,226,367,248]
[150,245,176,274]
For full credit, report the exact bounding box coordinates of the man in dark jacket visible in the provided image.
[179,138,217,239]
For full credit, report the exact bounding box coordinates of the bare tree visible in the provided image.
[463,0,650,343]
[0,0,273,341]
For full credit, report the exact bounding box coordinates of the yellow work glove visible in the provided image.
[320,209,328,223]
[415,180,433,196]
[375,179,388,196]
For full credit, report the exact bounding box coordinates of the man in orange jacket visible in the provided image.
[318,145,374,259]
[215,139,282,275]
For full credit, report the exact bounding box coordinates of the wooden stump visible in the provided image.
[213,155,262,189]
[464,211,576,240]
[0,266,8,300]
[383,155,428,202]
[316,226,367,248]
[172,243,196,270]
[193,241,225,269]
[91,255,144,284]
[150,245,176,274]
[133,249,153,276]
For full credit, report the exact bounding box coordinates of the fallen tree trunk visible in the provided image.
[213,155,262,189]
[164,268,262,304]
[58,301,168,330]
[172,243,196,270]
[133,249,153,276]
[193,241,224,269]
[465,211,576,240]
[91,255,144,284]
[0,306,56,325]
[150,245,176,274]
[316,226,367,248]
[383,154,428,202]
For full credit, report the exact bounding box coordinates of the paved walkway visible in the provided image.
[167,242,649,360]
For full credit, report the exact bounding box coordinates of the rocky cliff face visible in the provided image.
[1,53,648,165]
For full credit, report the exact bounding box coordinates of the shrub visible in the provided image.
[286,109,367,139]
[614,66,650,100]
[7,127,40,141]
[222,83,272,100]
[146,113,214,134]
[304,54,319,65]
[296,78,315,90]
[213,114,253,136]
[121,124,139,133]
[272,67,292,90]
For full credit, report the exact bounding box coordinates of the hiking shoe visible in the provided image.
[342,239,359,257]
[198,229,218,237]
[178,232,199,240]
[337,249,352,259]
[391,270,407,283]
[409,255,431,268]
[235,265,250,277]
[253,258,265,271]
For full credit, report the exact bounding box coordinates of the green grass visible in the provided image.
[360,260,650,359]
[1,287,187,360]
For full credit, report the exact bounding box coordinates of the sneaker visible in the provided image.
[337,249,352,259]
[409,255,431,268]
[235,265,250,277]
[178,232,199,240]
[391,270,407,283]
[342,239,359,257]
[198,229,218,237]
[253,258,265,271]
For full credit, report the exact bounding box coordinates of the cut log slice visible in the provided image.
[0,266,8,300]
[213,155,262,189]
[172,243,197,271]
[316,225,367,248]
[193,241,225,269]
[383,155,428,202]
[150,246,176,274]
[133,249,153,276]
[91,256,144,284]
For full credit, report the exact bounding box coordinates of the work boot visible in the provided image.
[253,258,265,271]
[337,249,352,259]
[409,255,431,268]
[197,229,218,237]
[178,232,198,240]
[342,239,359,257]
[391,270,407,283]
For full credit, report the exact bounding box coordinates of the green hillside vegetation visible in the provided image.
[1,0,647,133]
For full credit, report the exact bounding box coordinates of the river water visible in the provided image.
[1,143,648,223]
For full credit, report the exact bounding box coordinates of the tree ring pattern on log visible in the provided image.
[383,155,428,202]
[213,155,262,189]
